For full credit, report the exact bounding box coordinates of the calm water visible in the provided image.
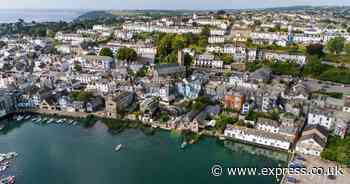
[0,9,85,23]
[0,119,289,184]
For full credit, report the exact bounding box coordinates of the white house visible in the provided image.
[210,29,226,36]
[208,36,225,44]
[122,23,201,34]
[293,34,323,45]
[114,30,134,40]
[263,51,307,65]
[206,45,223,53]
[307,108,334,130]
[295,125,328,156]
[256,118,280,134]
[250,32,288,42]
[74,74,102,84]
[55,32,92,44]
[194,52,223,68]
[227,74,258,90]
[224,125,292,150]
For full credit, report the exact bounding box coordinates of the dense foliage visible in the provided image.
[159,113,170,123]
[69,91,94,102]
[306,44,324,58]
[215,53,234,65]
[326,36,345,54]
[116,47,137,62]
[191,96,213,111]
[321,136,350,165]
[314,91,343,99]
[99,47,114,57]
[320,68,350,84]
[0,17,122,37]
[270,61,300,76]
[215,113,237,132]
[155,27,209,64]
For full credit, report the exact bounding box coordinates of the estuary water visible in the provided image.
[0,119,289,184]
[0,9,85,23]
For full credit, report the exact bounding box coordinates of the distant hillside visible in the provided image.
[74,10,195,22]
[74,11,116,21]
[109,10,194,17]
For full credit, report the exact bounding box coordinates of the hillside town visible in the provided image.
[1,7,350,183]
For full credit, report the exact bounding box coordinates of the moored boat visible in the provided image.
[47,119,54,124]
[180,141,187,149]
[36,117,42,123]
[115,144,123,152]
[24,115,31,120]
[0,165,8,172]
[16,116,23,121]
[0,176,15,184]
[0,124,5,131]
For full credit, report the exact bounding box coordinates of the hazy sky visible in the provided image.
[1,0,349,10]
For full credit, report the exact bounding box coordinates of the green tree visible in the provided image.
[191,96,213,110]
[116,47,137,62]
[320,68,350,84]
[270,62,300,76]
[69,91,94,102]
[345,43,350,55]
[184,53,193,67]
[99,47,114,57]
[218,53,234,65]
[321,136,350,165]
[224,70,232,77]
[46,29,55,38]
[302,56,323,77]
[159,113,170,123]
[135,67,149,77]
[162,51,177,64]
[200,26,210,38]
[215,113,236,132]
[171,34,186,50]
[326,37,345,54]
[74,63,82,72]
[306,44,324,58]
[198,35,208,48]
[157,33,175,57]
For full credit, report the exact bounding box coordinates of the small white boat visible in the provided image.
[24,115,31,120]
[6,152,18,158]
[0,161,10,166]
[16,116,24,121]
[0,165,8,172]
[180,141,187,149]
[0,124,5,131]
[115,144,123,152]
[36,118,42,123]
[0,176,15,184]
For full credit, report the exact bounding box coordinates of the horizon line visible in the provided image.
[0,5,349,12]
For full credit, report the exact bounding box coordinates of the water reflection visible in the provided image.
[223,140,290,163]
[0,119,25,135]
